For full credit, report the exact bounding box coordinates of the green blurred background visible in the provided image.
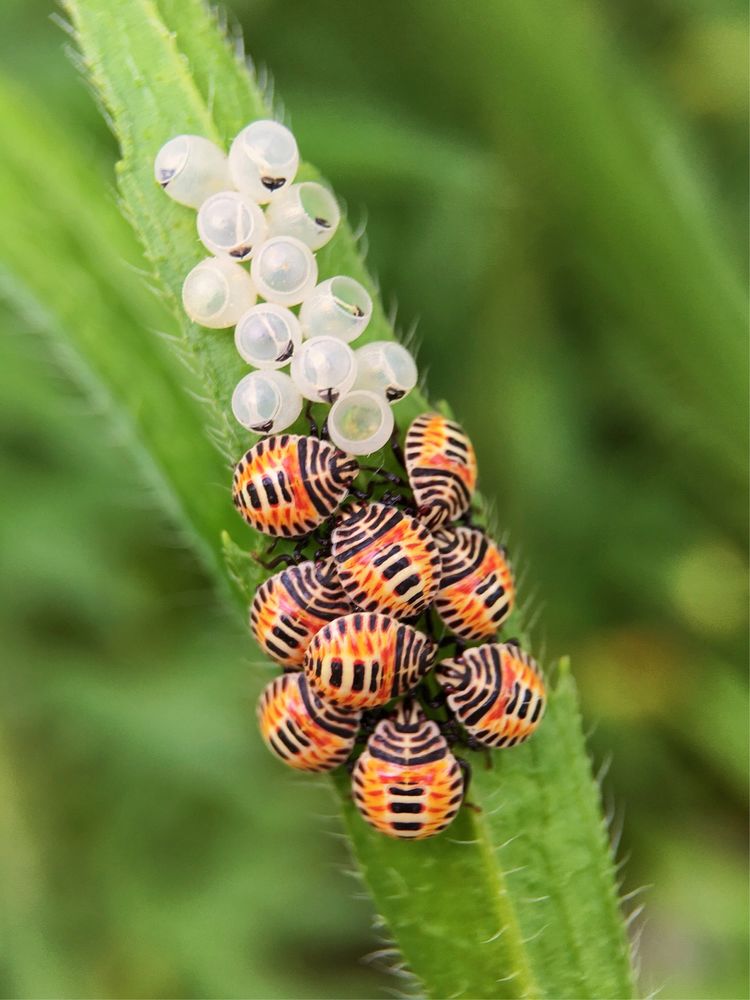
[0,0,747,997]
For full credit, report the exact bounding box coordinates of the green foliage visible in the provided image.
[0,0,746,997]
[26,0,639,996]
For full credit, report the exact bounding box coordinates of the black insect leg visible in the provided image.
[457,756,482,813]
[304,400,319,437]
[389,423,406,470]
[359,465,409,489]
[421,687,448,713]
[253,536,309,570]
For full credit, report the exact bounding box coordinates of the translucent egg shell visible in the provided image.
[265,182,341,251]
[197,191,267,261]
[299,276,373,343]
[154,135,229,209]
[354,341,418,403]
[228,120,299,203]
[290,337,357,404]
[327,390,395,456]
[182,257,257,328]
[250,236,318,306]
[234,303,302,369]
[231,370,302,434]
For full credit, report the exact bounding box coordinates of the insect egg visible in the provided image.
[154,134,229,208]
[299,276,373,343]
[250,236,318,306]
[354,341,418,402]
[228,119,299,203]
[231,370,302,434]
[182,256,257,328]
[327,390,395,456]
[290,336,357,404]
[234,303,301,369]
[265,181,341,250]
[197,191,267,261]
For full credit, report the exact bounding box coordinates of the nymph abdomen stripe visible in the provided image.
[250,559,351,667]
[304,613,436,711]
[352,702,464,839]
[232,434,359,537]
[257,672,361,772]
[332,502,442,618]
[436,642,545,748]
[433,526,514,640]
[405,413,478,529]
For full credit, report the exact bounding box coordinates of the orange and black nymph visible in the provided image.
[257,671,362,772]
[304,612,436,711]
[433,526,514,641]
[250,559,351,668]
[351,701,464,839]
[436,642,546,749]
[404,413,478,529]
[331,502,442,618]
[232,434,359,538]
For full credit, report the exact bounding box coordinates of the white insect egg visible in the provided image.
[182,257,257,329]
[234,303,301,369]
[154,135,229,208]
[354,341,418,403]
[290,336,357,404]
[250,236,318,306]
[265,182,341,250]
[231,370,302,434]
[228,120,299,203]
[299,276,373,343]
[327,390,395,456]
[197,191,267,261]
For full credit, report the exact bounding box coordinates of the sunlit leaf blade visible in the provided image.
[16,0,642,995]
[0,74,234,582]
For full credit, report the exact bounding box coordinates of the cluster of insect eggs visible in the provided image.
[231,412,547,840]
[155,122,418,457]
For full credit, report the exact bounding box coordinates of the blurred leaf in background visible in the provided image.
[0,0,747,998]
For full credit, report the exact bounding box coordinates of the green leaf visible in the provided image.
[0,0,638,995]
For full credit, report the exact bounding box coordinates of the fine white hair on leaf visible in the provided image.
[624,903,646,930]
[480,926,507,944]
[620,884,653,904]
[595,752,613,785]
[495,970,520,983]
[521,922,549,944]
[446,982,469,999]
[351,206,369,243]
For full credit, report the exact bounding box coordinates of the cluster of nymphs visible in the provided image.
[232,413,547,840]
[154,121,418,456]
[155,120,546,840]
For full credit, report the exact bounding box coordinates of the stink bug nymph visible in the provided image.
[250,559,351,668]
[331,502,442,619]
[433,526,514,640]
[351,700,464,839]
[436,642,546,749]
[304,612,436,711]
[405,413,478,529]
[257,671,361,772]
[232,434,359,538]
